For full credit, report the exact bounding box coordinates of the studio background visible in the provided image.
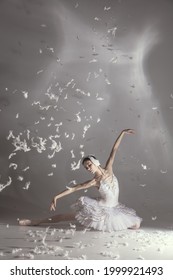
[0,0,173,228]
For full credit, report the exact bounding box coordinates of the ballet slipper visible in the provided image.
[19,219,32,226]
[129,223,140,230]
[18,219,40,226]
[19,219,40,226]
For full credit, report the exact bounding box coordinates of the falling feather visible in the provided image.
[141,164,147,170]
[23,182,31,190]
[70,223,76,229]
[89,58,97,63]
[17,176,24,181]
[86,72,91,82]
[104,6,111,11]
[138,255,145,260]
[47,47,54,53]
[48,139,63,158]
[139,184,146,187]
[22,166,30,172]
[7,130,15,140]
[0,177,12,192]
[55,122,63,133]
[80,151,85,158]
[109,57,117,63]
[160,170,167,174]
[71,150,75,158]
[82,124,91,138]
[71,160,81,170]
[8,152,16,159]
[105,78,111,85]
[66,79,74,87]
[108,26,117,36]
[37,69,44,75]
[21,90,28,99]
[71,133,75,140]
[65,132,70,138]
[9,163,18,170]
[76,112,81,122]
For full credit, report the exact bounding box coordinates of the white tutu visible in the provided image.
[72,175,142,232]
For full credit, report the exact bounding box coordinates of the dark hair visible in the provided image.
[82,155,96,165]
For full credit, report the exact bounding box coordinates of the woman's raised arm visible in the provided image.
[105,129,135,172]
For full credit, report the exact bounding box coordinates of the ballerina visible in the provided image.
[19,129,142,231]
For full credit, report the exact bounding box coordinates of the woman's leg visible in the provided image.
[19,213,76,226]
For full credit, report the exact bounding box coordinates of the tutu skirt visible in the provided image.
[72,196,142,232]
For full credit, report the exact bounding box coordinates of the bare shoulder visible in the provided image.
[104,166,113,176]
[98,168,113,182]
[90,177,98,186]
[83,178,98,188]
[76,178,98,191]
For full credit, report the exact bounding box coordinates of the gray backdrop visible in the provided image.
[0,0,173,227]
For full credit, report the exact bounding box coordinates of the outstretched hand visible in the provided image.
[123,129,135,135]
[50,197,57,211]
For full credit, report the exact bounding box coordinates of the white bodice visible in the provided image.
[98,174,119,207]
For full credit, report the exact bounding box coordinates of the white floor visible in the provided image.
[0,222,173,260]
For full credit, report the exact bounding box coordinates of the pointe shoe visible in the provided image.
[19,219,32,226]
[130,223,140,230]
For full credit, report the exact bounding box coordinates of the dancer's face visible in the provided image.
[83,160,97,174]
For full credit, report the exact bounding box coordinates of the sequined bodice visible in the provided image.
[98,174,119,207]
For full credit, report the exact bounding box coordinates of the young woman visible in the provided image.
[19,129,142,231]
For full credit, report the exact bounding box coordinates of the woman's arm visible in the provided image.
[105,129,135,172]
[50,178,97,211]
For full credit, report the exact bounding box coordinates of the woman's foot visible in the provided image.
[129,223,140,230]
[18,219,39,226]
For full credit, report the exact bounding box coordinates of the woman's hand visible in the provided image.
[50,196,57,211]
[123,129,135,135]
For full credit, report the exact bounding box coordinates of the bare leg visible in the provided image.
[19,213,76,226]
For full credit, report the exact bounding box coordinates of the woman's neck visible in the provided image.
[94,166,105,177]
